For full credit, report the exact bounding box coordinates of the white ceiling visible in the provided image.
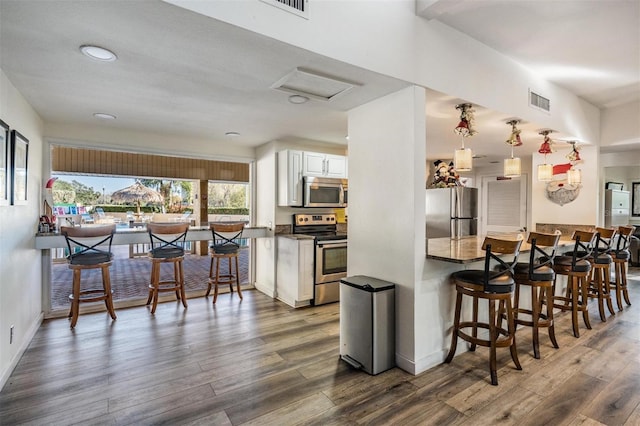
[1,0,638,166]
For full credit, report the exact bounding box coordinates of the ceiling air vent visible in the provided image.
[271,68,358,102]
[529,89,551,113]
[261,0,309,18]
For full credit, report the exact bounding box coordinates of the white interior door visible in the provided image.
[481,174,528,235]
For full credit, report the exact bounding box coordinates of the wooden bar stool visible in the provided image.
[610,225,636,310]
[445,236,523,386]
[511,231,562,359]
[61,224,117,328]
[146,222,189,314]
[552,230,597,337]
[587,227,616,321]
[207,222,245,303]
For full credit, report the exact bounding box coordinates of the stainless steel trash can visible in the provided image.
[339,275,395,375]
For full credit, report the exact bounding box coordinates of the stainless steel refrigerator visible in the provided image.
[426,187,478,239]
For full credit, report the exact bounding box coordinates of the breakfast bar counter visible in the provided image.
[35,225,269,249]
[426,234,572,263]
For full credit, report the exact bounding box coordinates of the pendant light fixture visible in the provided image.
[566,141,582,185]
[537,130,554,181]
[453,103,476,172]
[504,120,522,177]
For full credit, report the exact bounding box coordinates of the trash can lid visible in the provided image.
[340,275,395,292]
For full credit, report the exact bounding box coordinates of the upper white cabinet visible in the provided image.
[278,149,303,207]
[302,152,347,178]
[278,149,347,206]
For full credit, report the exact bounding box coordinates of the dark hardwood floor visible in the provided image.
[2,270,640,425]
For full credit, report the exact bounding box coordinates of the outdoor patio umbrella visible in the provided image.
[110,182,164,214]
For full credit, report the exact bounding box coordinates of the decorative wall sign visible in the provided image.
[0,119,9,206]
[545,163,581,206]
[10,130,29,205]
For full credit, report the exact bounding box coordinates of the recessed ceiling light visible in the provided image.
[80,45,117,62]
[93,112,116,120]
[225,131,240,137]
[288,94,309,104]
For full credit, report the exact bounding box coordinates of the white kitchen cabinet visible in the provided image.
[302,152,347,178]
[277,149,303,206]
[278,149,348,206]
[276,236,314,308]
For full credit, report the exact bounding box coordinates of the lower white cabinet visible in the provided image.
[276,236,314,308]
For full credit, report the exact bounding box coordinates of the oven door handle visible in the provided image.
[316,240,347,248]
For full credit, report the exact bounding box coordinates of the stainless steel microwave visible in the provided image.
[303,176,347,208]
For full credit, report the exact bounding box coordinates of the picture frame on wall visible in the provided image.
[10,130,29,205]
[0,119,9,206]
[633,182,640,217]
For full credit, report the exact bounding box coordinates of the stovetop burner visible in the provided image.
[292,213,346,241]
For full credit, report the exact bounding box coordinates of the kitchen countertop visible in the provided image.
[277,234,316,240]
[427,234,573,264]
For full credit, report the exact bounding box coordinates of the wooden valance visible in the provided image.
[51,146,249,182]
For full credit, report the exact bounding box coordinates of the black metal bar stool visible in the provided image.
[61,224,117,328]
[511,231,562,359]
[610,225,636,310]
[146,222,189,314]
[552,230,597,337]
[207,222,245,303]
[587,227,616,321]
[445,236,523,386]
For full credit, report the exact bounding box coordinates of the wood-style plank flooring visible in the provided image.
[2,273,640,425]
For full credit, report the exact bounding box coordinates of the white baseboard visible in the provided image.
[0,313,44,391]
[254,281,276,298]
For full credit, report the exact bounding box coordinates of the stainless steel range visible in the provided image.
[292,213,347,305]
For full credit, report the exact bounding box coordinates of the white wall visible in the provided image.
[600,100,640,147]
[348,86,426,373]
[0,70,45,389]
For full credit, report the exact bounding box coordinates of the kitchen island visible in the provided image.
[414,233,573,373]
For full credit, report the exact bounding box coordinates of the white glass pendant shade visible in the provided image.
[567,168,582,185]
[504,157,521,177]
[538,163,553,181]
[454,148,473,171]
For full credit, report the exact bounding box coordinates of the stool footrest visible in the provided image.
[456,322,513,348]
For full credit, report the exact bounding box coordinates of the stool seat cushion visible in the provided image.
[150,247,184,259]
[68,251,113,266]
[614,250,630,260]
[453,269,514,294]
[553,256,591,273]
[592,253,612,264]
[515,264,555,282]
[210,244,240,255]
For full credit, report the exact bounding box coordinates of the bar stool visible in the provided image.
[610,225,636,310]
[511,231,562,359]
[587,227,616,321]
[146,222,189,314]
[207,222,245,303]
[552,230,597,338]
[445,236,523,386]
[60,224,117,328]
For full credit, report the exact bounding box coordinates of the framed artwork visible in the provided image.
[633,182,640,217]
[10,130,29,205]
[0,119,8,206]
